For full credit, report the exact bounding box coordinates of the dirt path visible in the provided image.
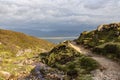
[69,41,120,80]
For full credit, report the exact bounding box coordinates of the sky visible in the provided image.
[0,0,120,32]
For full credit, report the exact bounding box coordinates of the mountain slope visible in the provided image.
[0,29,54,53]
[76,22,120,46]
[76,22,120,61]
[0,29,54,79]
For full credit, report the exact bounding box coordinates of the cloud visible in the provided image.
[83,0,108,9]
[0,0,120,29]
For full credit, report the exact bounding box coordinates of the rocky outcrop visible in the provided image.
[97,22,120,31]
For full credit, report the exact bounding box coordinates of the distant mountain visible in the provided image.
[9,28,81,37]
[8,24,96,37]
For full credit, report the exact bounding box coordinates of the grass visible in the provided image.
[93,43,120,61]
[0,29,55,79]
[0,51,39,79]
[0,29,54,53]
[76,22,120,61]
[39,43,99,79]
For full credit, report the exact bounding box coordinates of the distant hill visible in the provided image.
[0,29,54,79]
[76,22,120,61]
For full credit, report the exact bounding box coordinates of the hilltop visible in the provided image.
[0,29,54,79]
[76,22,120,61]
[0,29,54,53]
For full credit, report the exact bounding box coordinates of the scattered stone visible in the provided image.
[40,48,47,53]
[16,50,24,56]
[24,49,32,53]
[0,71,11,79]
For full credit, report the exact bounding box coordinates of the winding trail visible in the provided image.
[69,41,120,80]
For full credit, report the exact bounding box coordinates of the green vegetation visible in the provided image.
[40,43,99,80]
[2,22,120,79]
[75,23,120,61]
[93,43,120,61]
[0,29,54,79]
